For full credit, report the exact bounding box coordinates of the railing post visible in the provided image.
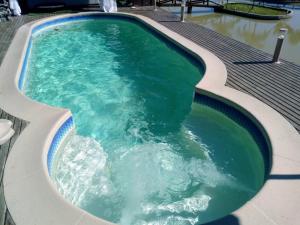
[154,0,157,11]
[180,0,186,22]
[273,28,288,63]
[187,1,192,14]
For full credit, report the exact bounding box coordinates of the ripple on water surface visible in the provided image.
[25,19,265,224]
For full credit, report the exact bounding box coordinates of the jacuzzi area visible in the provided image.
[1,12,299,225]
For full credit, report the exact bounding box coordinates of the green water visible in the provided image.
[163,6,300,65]
[25,18,265,224]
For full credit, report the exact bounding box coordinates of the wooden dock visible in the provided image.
[0,6,299,224]
[157,0,222,12]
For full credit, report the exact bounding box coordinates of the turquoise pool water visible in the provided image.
[25,17,265,225]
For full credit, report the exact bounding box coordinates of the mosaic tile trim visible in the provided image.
[18,38,32,90]
[47,116,74,176]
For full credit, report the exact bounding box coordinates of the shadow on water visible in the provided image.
[268,174,300,180]
[204,215,240,225]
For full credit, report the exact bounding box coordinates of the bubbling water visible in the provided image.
[53,130,236,225]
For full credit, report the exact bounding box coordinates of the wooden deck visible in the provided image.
[0,7,299,224]
[0,109,26,225]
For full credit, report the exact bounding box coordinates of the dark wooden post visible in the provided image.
[180,0,185,21]
[187,1,192,14]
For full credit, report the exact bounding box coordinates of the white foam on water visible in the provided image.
[135,216,199,225]
[142,193,211,215]
[183,127,211,159]
[53,132,239,225]
[53,135,113,206]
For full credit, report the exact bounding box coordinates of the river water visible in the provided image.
[162,5,300,65]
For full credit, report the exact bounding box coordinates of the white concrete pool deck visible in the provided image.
[0,12,299,225]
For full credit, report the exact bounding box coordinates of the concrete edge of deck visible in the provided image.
[0,11,299,225]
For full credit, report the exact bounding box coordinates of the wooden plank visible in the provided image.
[0,107,26,225]
[0,111,10,184]
[4,211,14,225]
[0,183,6,225]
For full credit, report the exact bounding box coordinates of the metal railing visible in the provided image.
[0,0,10,21]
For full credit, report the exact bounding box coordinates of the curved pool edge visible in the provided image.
[0,12,299,225]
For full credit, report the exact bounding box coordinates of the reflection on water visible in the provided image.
[162,7,300,65]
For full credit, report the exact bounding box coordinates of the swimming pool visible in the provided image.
[1,12,299,225]
[23,16,266,224]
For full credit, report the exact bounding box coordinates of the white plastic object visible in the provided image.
[9,0,21,16]
[100,0,117,12]
[0,119,15,145]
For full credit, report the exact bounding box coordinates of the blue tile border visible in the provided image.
[18,38,32,90]
[47,116,74,176]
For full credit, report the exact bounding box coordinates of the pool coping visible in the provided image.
[0,12,299,225]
